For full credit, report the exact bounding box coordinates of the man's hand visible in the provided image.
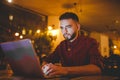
[42,63,68,78]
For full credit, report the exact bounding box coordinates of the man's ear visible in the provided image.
[77,23,80,31]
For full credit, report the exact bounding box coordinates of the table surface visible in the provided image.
[0,70,119,80]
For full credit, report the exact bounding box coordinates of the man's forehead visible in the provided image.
[60,22,72,28]
[60,19,75,24]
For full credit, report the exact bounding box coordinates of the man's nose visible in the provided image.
[64,28,68,33]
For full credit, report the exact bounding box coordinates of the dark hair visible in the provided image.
[59,12,79,22]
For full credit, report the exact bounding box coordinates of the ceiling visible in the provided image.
[8,0,120,37]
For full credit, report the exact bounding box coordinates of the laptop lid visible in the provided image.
[0,39,43,78]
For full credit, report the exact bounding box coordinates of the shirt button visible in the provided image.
[67,48,71,51]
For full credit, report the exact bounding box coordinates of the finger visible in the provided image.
[48,63,54,67]
[42,64,50,74]
[48,71,59,76]
[46,63,55,72]
[42,64,49,69]
[45,69,53,75]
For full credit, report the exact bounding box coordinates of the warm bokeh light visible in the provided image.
[15,32,19,36]
[51,29,58,36]
[48,26,53,30]
[36,29,40,33]
[20,35,23,39]
[113,45,117,49]
[29,30,32,35]
[113,65,118,69]
[31,40,34,44]
[115,20,119,24]
[22,28,26,35]
[7,0,12,3]
[9,15,13,21]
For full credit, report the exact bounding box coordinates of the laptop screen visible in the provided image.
[0,39,43,77]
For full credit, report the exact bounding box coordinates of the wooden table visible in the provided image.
[0,70,119,80]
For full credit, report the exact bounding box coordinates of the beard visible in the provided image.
[63,32,77,41]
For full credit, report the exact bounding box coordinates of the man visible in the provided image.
[42,12,103,78]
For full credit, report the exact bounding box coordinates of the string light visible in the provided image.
[22,28,26,35]
[36,29,40,33]
[48,26,53,30]
[15,32,19,36]
[20,35,23,39]
[9,15,13,21]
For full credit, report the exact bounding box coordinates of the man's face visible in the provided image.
[60,19,80,41]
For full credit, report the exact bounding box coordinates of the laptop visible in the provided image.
[0,39,44,78]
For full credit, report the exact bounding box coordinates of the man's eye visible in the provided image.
[60,27,63,29]
[67,26,71,28]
